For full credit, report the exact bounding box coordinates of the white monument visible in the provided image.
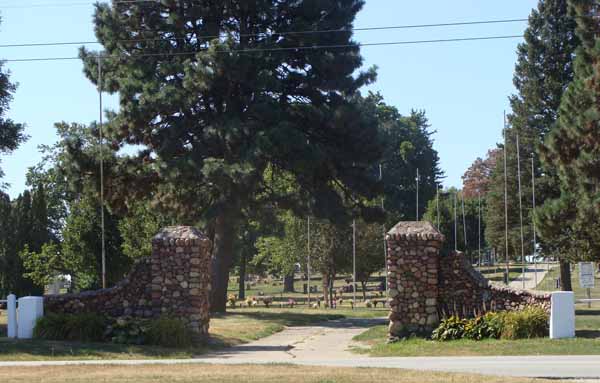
[16,296,44,339]
[550,291,575,339]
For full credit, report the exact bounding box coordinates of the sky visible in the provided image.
[0,0,538,199]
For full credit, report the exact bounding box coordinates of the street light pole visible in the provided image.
[352,219,357,309]
[98,55,106,290]
[416,168,420,221]
[531,156,538,287]
[516,132,526,289]
[380,164,388,293]
[503,112,510,284]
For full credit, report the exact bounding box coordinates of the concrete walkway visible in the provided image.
[509,266,552,290]
[2,317,600,379]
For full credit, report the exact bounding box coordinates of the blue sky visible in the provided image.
[0,0,537,199]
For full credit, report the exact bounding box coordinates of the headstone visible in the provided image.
[7,294,17,338]
[550,291,575,339]
[17,296,44,339]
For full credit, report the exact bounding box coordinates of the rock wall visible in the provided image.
[438,250,550,317]
[386,221,551,338]
[44,226,212,337]
[387,221,444,337]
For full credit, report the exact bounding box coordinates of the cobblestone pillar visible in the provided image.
[386,221,443,338]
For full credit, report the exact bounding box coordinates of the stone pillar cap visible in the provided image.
[387,221,444,241]
[152,226,210,244]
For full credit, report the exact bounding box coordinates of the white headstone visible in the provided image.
[17,296,44,339]
[7,294,17,338]
[550,291,575,339]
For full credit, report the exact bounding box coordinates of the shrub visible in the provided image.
[463,312,503,340]
[431,316,467,341]
[106,316,150,345]
[146,316,193,348]
[501,306,548,340]
[34,313,106,342]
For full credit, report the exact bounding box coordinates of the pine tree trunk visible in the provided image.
[283,273,295,293]
[559,259,572,291]
[210,210,238,313]
[322,275,329,307]
[238,250,246,300]
[361,281,367,301]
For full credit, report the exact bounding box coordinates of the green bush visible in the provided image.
[146,316,193,348]
[501,306,548,340]
[463,312,503,340]
[433,306,548,342]
[431,316,467,341]
[34,313,106,342]
[106,316,150,345]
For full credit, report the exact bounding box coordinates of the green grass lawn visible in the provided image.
[352,324,600,356]
[0,307,384,361]
[353,307,600,357]
[477,264,531,283]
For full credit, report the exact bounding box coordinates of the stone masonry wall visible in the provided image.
[438,250,550,317]
[44,226,212,337]
[387,221,444,337]
[387,221,551,338]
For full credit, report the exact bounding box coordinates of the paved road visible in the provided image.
[509,266,553,290]
[1,318,599,379]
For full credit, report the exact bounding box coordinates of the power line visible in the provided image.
[0,18,528,49]
[1,34,523,63]
[0,0,155,8]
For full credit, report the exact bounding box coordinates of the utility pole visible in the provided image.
[531,157,538,287]
[307,216,311,306]
[478,193,482,271]
[461,193,468,257]
[352,219,357,309]
[454,192,458,251]
[436,184,440,230]
[380,164,388,293]
[416,168,420,221]
[503,112,510,284]
[98,55,106,290]
[516,132,526,289]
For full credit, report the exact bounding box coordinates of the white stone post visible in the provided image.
[17,296,44,339]
[7,294,17,338]
[550,291,575,339]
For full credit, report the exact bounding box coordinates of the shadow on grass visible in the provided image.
[576,330,600,339]
[0,338,204,360]
[211,310,386,331]
[576,310,600,316]
[211,310,345,326]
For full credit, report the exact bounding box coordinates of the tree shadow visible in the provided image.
[575,330,600,339]
[0,338,204,359]
[576,310,600,316]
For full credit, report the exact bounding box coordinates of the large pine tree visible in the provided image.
[538,0,600,268]
[0,17,26,186]
[80,0,383,311]
[485,0,579,265]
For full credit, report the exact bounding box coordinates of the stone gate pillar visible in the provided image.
[386,221,444,338]
[151,226,212,336]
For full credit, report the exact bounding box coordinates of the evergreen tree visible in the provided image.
[371,94,443,224]
[423,188,483,259]
[537,0,600,280]
[80,0,384,311]
[0,191,13,295]
[485,0,579,265]
[0,18,27,187]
